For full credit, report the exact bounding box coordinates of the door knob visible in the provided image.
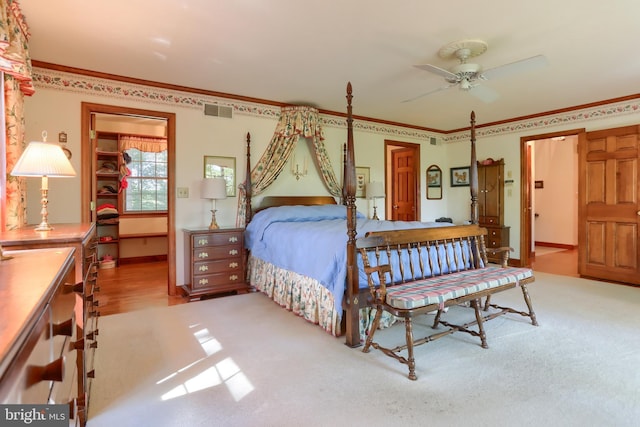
[392,205,399,209]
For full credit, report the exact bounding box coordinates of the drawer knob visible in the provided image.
[229,249,238,256]
[198,252,209,259]
[230,275,238,281]
[51,318,74,337]
[198,238,209,245]
[198,278,209,285]
[65,281,84,294]
[228,236,238,243]
[27,357,65,386]
[72,338,85,351]
[86,329,99,340]
[87,369,95,379]
[198,265,209,272]
[229,262,238,268]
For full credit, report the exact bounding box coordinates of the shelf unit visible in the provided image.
[94,132,120,265]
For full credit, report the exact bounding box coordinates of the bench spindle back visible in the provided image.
[357,225,490,286]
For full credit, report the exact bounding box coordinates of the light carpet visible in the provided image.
[87,272,640,427]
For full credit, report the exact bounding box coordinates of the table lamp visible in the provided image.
[201,177,227,229]
[11,132,76,231]
[366,181,385,220]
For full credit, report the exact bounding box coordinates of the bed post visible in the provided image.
[341,143,347,205]
[344,82,360,348]
[469,111,479,225]
[244,132,253,226]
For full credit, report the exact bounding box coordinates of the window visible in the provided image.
[123,149,168,212]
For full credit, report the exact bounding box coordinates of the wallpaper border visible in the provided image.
[33,68,640,143]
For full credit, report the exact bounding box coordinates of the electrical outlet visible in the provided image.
[177,187,189,198]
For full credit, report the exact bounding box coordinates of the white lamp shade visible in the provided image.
[201,177,227,200]
[366,181,385,199]
[11,141,76,177]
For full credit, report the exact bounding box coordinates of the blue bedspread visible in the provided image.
[245,205,448,311]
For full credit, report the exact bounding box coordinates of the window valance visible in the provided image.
[120,135,167,153]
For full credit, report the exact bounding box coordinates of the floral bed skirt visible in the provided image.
[247,255,397,341]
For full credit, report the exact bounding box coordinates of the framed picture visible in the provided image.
[355,166,370,198]
[450,166,470,187]
[204,156,236,196]
[427,167,441,187]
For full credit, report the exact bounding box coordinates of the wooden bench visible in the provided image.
[356,224,537,380]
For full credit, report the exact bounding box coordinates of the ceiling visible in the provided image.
[19,0,640,132]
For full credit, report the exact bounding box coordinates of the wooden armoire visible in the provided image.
[477,158,509,263]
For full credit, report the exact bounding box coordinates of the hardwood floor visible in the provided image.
[531,247,578,277]
[97,260,186,316]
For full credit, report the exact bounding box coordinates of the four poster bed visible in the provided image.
[241,83,482,348]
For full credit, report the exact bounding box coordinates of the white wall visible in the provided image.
[23,67,640,276]
[533,137,578,246]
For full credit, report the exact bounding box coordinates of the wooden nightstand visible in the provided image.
[181,227,248,300]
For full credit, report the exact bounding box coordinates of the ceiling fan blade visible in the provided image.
[469,84,499,103]
[480,54,548,81]
[401,84,456,103]
[413,63,459,80]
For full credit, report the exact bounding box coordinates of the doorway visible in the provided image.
[384,140,420,221]
[520,128,583,268]
[81,103,178,296]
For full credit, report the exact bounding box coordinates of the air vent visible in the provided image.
[429,137,437,145]
[204,104,233,119]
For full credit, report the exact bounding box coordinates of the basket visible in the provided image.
[99,259,116,269]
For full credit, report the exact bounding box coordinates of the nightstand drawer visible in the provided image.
[194,244,242,260]
[193,271,244,289]
[192,232,242,248]
[194,257,243,274]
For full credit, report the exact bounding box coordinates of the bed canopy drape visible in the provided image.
[237,105,342,226]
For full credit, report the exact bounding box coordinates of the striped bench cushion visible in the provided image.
[386,266,534,310]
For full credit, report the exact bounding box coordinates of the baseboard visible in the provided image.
[534,241,575,250]
[118,254,168,265]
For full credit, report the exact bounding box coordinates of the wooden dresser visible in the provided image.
[181,227,248,300]
[477,159,510,263]
[0,224,98,425]
[0,248,82,424]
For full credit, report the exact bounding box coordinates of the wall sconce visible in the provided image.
[291,155,308,180]
[201,177,227,229]
[11,131,77,231]
[366,181,385,220]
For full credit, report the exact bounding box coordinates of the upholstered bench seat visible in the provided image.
[386,266,534,310]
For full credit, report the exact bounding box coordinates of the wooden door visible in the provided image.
[391,147,417,221]
[579,125,640,284]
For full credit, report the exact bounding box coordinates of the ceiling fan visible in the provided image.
[404,39,548,103]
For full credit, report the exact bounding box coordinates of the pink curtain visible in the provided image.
[1,0,34,230]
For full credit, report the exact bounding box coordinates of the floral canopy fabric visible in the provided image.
[237,105,342,226]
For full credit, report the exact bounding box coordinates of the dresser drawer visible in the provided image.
[0,309,53,404]
[192,231,242,248]
[194,257,243,274]
[194,244,242,261]
[193,271,244,289]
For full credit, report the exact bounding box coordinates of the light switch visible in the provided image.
[177,187,189,198]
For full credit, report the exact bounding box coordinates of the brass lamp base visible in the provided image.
[372,206,380,220]
[35,187,53,231]
[209,210,220,230]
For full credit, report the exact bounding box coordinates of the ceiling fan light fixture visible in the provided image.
[459,79,471,91]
